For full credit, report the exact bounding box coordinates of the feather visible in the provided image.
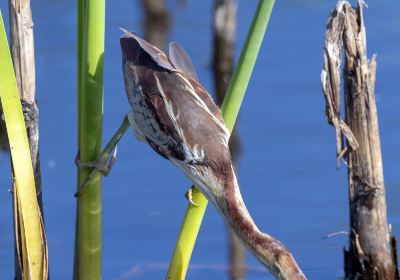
[168,42,198,80]
[120,30,175,71]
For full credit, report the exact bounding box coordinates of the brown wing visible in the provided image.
[121,31,224,125]
[186,75,225,125]
[121,34,185,161]
[121,32,229,164]
[151,71,230,162]
[169,42,198,79]
[168,41,224,124]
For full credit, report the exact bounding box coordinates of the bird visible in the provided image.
[77,30,306,280]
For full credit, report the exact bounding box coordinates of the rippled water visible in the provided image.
[0,1,399,279]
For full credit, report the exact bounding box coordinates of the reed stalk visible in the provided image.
[166,0,275,278]
[8,0,46,277]
[73,0,105,278]
[322,1,398,277]
[0,11,47,279]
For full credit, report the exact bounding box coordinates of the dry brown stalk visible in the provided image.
[321,1,399,279]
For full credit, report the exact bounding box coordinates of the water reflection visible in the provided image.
[0,0,398,279]
[212,1,246,279]
[140,0,171,50]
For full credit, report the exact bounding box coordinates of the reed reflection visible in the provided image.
[140,0,171,50]
[212,1,246,279]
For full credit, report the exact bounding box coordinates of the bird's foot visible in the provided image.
[74,147,118,197]
[74,115,130,197]
[184,186,198,207]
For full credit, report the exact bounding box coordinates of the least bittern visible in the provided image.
[76,31,306,280]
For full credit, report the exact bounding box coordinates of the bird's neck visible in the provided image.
[178,159,306,279]
[214,166,306,280]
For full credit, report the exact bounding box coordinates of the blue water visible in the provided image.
[0,0,399,279]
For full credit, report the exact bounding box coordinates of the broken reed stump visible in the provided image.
[321,1,399,279]
[212,0,246,279]
[9,0,47,278]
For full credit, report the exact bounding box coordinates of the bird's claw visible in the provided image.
[75,154,97,169]
[75,148,117,174]
[74,147,118,197]
[184,187,198,207]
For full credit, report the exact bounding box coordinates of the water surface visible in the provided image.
[0,1,399,279]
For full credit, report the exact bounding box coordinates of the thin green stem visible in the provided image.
[166,1,275,279]
[73,0,105,278]
[220,0,275,130]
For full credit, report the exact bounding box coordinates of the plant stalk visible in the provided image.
[322,1,399,278]
[73,0,105,278]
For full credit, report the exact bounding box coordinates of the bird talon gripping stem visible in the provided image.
[74,115,131,197]
[75,151,97,169]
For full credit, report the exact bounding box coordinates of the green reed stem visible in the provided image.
[73,0,105,279]
[166,1,275,279]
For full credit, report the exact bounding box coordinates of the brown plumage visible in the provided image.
[120,31,306,280]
